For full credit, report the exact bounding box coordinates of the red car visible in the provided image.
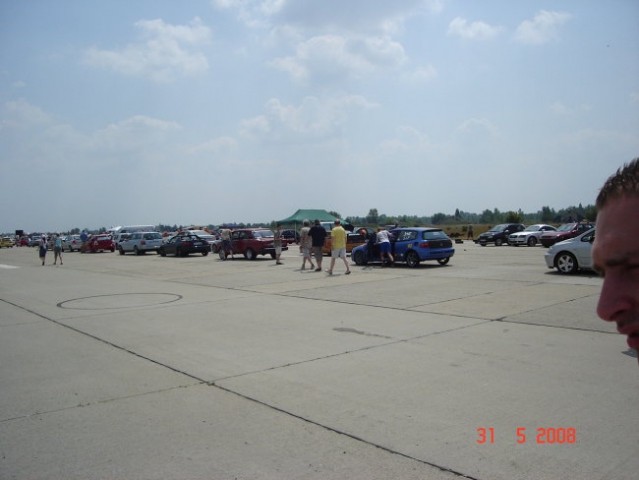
[540,222,594,248]
[222,228,288,260]
[81,234,115,253]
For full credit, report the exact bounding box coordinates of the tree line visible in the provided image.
[343,204,597,227]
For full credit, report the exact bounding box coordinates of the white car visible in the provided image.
[509,224,556,247]
[62,235,83,252]
[544,228,595,274]
[118,231,163,255]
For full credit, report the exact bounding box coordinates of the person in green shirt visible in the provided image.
[327,219,351,275]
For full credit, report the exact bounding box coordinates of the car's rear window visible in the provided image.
[144,233,161,240]
[422,230,447,240]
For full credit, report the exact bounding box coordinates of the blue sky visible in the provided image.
[1,0,637,233]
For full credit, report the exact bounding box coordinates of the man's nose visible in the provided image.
[597,273,631,322]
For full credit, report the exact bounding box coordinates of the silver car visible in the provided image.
[509,224,556,247]
[118,232,163,255]
[544,228,595,274]
[61,234,83,252]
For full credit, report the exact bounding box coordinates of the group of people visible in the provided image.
[274,219,351,275]
[37,234,63,266]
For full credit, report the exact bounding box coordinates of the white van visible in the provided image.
[110,225,157,248]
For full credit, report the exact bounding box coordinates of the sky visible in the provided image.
[1,0,638,233]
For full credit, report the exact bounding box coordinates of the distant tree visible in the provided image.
[328,211,341,219]
[479,209,494,224]
[505,210,522,223]
[431,213,447,224]
[366,208,379,225]
[540,206,555,223]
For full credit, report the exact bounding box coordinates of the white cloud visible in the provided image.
[447,17,503,40]
[187,136,239,155]
[515,10,571,45]
[215,0,439,34]
[401,65,437,83]
[271,34,406,84]
[240,94,377,141]
[550,101,570,115]
[83,17,211,82]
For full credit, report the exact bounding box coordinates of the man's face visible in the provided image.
[592,196,639,352]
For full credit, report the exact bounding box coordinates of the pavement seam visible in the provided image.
[210,381,482,480]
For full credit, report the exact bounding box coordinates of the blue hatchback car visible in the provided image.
[351,228,455,268]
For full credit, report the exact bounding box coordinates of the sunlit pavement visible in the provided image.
[0,244,636,480]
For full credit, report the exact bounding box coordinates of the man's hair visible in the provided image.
[334,219,340,224]
[596,157,639,209]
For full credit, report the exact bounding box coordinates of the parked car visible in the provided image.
[477,223,525,246]
[508,224,557,247]
[183,229,217,248]
[281,229,300,245]
[62,234,83,252]
[322,230,368,256]
[28,236,42,247]
[544,228,595,274]
[540,222,595,248]
[118,231,163,255]
[159,234,210,257]
[224,228,287,260]
[352,227,455,268]
[0,237,14,248]
[81,235,115,253]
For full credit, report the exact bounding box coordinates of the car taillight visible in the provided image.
[419,241,430,248]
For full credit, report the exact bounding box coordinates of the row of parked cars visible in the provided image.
[476,222,594,248]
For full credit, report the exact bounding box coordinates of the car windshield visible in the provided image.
[254,230,274,238]
[556,223,576,232]
[489,224,509,232]
[523,225,541,232]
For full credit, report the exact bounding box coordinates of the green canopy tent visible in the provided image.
[276,209,338,234]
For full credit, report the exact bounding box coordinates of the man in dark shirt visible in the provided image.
[308,219,327,272]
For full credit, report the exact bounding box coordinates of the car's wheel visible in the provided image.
[527,237,538,247]
[437,257,450,265]
[353,249,367,266]
[245,249,256,260]
[555,252,578,274]
[134,246,141,255]
[495,238,503,246]
[202,251,208,256]
[119,246,125,255]
[405,251,420,268]
[159,249,166,257]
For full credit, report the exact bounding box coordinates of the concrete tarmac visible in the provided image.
[0,242,636,479]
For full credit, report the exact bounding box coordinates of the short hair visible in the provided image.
[596,157,639,209]
[334,219,340,224]
[303,219,310,226]
[314,219,320,225]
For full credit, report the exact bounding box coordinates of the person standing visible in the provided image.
[327,219,351,275]
[53,234,63,265]
[220,228,233,259]
[592,157,639,363]
[274,223,283,265]
[309,219,327,272]
[38,235,47,266]
[376,227,394,266]
[299,219,315,270]
[467,224,474,240]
